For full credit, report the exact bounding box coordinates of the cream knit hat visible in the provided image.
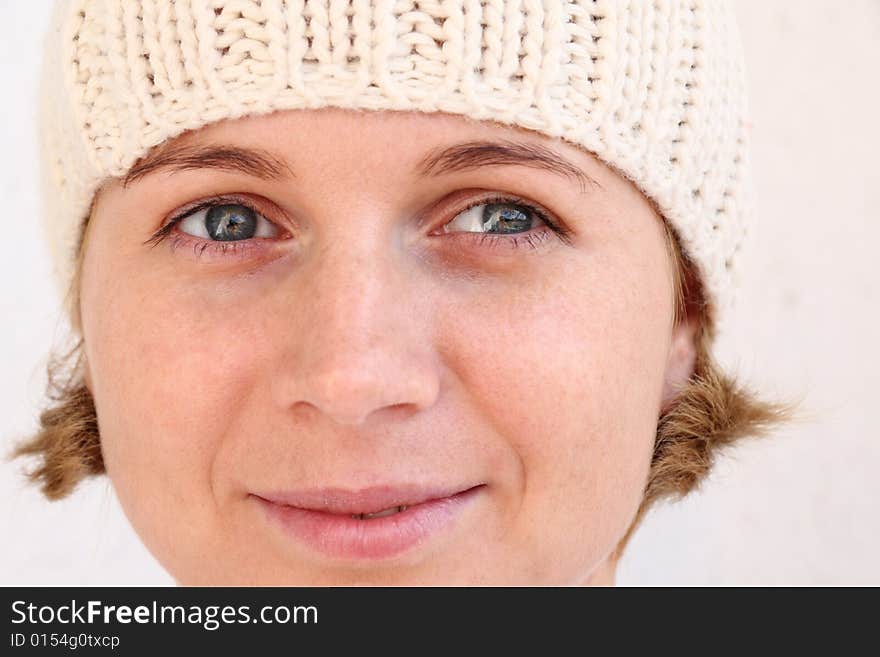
[40,0,752,332]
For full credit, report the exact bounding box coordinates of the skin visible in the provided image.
[80,108,697,585]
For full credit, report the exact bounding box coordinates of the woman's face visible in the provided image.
[80,108,696,585]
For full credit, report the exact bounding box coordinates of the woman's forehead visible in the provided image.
[121,107,607,193]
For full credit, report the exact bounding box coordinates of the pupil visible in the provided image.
[482,204,531,234]
[205,204,258,241]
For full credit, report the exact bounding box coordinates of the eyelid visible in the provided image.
[168,193,284,230]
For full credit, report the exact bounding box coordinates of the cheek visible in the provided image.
[82,266,267,556]
[443,255,671,564]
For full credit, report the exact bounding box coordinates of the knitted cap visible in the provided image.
[40,0,752,332]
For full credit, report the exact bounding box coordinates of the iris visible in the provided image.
[482,204,532,234]
[205,204,258,241]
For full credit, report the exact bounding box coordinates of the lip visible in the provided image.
[252,484,485,561]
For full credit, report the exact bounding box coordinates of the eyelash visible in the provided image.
[144,192,573,260]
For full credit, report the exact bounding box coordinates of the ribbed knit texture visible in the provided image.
[40,0,752,332]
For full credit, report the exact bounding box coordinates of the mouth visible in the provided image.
[251,484,485,561]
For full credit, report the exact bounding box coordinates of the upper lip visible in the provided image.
[252,483,483,515]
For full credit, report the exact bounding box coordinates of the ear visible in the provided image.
[660,314,699,414]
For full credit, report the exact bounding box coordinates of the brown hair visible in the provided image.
[6,210,791,558]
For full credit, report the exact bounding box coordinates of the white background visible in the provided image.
[2,1,877,585]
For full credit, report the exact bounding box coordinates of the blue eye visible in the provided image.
[444,202,537,235]
[436,196,574,254]
[179,203,279,241]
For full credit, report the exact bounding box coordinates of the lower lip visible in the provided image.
[254,487,483,561]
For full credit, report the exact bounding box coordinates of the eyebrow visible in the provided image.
[417,139,600,193]
[121,138,600,193]
[122,143,291,188]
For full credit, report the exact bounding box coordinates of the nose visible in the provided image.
[272,235,441,426]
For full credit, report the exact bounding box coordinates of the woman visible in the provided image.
[11,0,786,585]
